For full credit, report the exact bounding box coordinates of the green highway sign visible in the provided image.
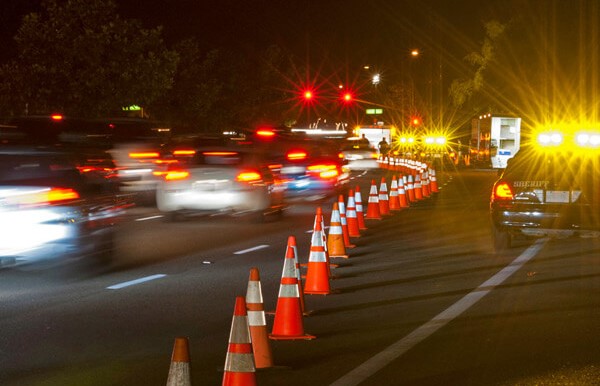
[366,108,383,115]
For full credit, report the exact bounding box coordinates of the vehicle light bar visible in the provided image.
[536,132,563,146]
[575,132,600,148]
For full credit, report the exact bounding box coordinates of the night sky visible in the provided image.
[1,0,509,69]
[114,0,505,69]
[2,0,597,121]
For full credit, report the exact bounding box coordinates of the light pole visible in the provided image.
[409,48,444,127]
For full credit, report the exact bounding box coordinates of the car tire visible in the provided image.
[492,225,512,253]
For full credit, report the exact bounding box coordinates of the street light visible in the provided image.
[372,73,380,85]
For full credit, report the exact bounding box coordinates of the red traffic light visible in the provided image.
[304,90,314,100]
[410,116,422,126]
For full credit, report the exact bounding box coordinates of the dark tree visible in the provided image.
[1,0,178,117]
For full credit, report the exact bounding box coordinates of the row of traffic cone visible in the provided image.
[164,168,440,385]
[165,235,315,385]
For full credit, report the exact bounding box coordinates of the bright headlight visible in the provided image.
[537,132,563,146]
[575,132,600,147]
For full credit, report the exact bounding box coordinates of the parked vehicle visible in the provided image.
[490,131,600,252]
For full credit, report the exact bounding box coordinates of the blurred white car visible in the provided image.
[0,146,129,268]
[155,147,286,221]
[339,139,379,170]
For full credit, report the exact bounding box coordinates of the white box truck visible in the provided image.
[470,115,521,168]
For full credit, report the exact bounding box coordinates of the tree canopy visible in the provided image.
[0,0,178,117]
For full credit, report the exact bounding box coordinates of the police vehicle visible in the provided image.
[490,129,600,252]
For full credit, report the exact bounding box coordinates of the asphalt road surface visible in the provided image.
[1,167,598,385]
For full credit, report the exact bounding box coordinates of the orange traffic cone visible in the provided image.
[406,174,415,203]
[314,206,338,274]
[246,267,274,369]
[430,167,439,193]
[270,237,316,340]
[398,175,409,208]
[422,169,430,198]
[354,185,367,230]
[414,173,423,200]
[327,202,348,258]
[388,175,401,211]
[365,179,382,220]
[285,235,309,315]
[378,177,390,215]
[223,297,256,386]
[346,190,361,237]
[304,212,332,295]
[166,337,191,386]
[338,194,356,248]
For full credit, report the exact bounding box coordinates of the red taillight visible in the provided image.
[10,187,80,207]
[493,182,513,200]
[164,170,190,181]
[202,151,238,156]
[154,158,179,166]
[50,114,63,121]
[307,164,339,179]
[287,151,307,160]
[256,129,275,138]
[46,188,80,202]
[78,166,100,173]
[129,152,160,159]
[236,170,262,182]
[173,149,196,156]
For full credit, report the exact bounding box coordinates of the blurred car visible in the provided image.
[0,146,130,268]
[97,118,172,202]
[490,139,600,252]
[3,115,173,204]
[251,133,350,201]
[339,138,379,170]
[155,146,286,221]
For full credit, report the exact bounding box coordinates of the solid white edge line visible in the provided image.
[107,274,167,290]
[233,245,269,255]
[330,238,547,386]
